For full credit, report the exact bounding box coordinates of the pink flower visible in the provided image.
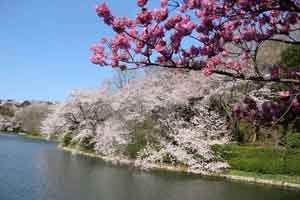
[188,46,199,56]
[90,44,106,65]
[241,51,251,61]
[165,15,182,30]
[160,0,168,8]
[155,40,167,53]
[175,58,184,65]
[150,25,165,38]
[128,28,138,38]
[201,0,214,7]
[95,3,112,24]
[238,0,251,8]
[241,28,256,41]
[136,10,152,24]
[137,0,148,7]
[179,4,187,12]
[225,59,241,71]
[221,50,228,57]
[175,16,196,36]
[278,91,290,97]
[187,0,201,8]
[135,40,145,50]
[90,54,105,65]
[233,104,241,113]
[90,44,104,54]
[202,67,213,76]
[292,99,299,107]
[210,56,221,65]
[100,37,108,44]
[111,33,130,50]
[195,10,206,18]
[153,8,168,22]
[112,18,126,33]
[224,21,236,31]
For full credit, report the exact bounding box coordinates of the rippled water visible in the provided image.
[0,133,299,200]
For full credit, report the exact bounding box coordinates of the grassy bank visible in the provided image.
[1,131,57,142]
[61,145,300,189]
[228,170,300,185]
[213,144,300,176]
[17,132,49,141]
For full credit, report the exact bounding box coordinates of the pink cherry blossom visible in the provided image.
[137,0,148,7]
[278,91,290,97]
[136,9,152,24]
[160,0,168,8]
[91,0,300,88]
[153,8,168,22]
[95,3,111,18]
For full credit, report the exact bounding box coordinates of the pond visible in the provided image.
[0,132,299,200]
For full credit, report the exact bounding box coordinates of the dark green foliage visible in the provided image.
[236,121,253,144]
[213,144,300,175]
[60,132,72,147]
[270,83,290,93]
[286,133,300,149]
[126,117,161,158]
[77,136,96,152]
[233,120,286,146]
[280,45,300,69]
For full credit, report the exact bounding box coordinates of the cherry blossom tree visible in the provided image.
[111,68,220,120]
[41,86,114,139]
[135,102,230,173]
[90,0,300,128]
[90,0,300,84]
[41,68,230,171]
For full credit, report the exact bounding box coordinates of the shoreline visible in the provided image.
[61,146,300,190]
[2,132,300,190]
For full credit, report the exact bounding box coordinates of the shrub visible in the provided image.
[213,144,300,175]
[60,132,73,147]
[286,133,300,149]
[284,149,300,175]
[126,117,161,158]
[237,121,253,144]
[280,45,300,69]
[77,136,96,152]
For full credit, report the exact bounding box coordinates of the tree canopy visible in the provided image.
[90,0,300,84]
[90,0,300,127]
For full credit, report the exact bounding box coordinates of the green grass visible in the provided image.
[213,144,300,176]
[228,170,300,185]
[18,132,48,141]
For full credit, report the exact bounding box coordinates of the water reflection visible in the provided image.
[0,133,299,200]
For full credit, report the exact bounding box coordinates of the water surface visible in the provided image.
[0,133,299,200]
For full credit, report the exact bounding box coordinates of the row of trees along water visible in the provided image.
[3,0,300,175]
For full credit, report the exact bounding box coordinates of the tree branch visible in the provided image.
[267,38,300,45]
[212,70,300,85]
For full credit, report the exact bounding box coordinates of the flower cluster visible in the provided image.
[90,44,106,65]
[91,0,300,76]
[41,69,230,172]
[234,88,300,125]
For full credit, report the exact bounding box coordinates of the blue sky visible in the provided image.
[0,0,142,101]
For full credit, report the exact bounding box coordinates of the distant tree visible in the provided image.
[281,45,300,69]
[15,104,50,135]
